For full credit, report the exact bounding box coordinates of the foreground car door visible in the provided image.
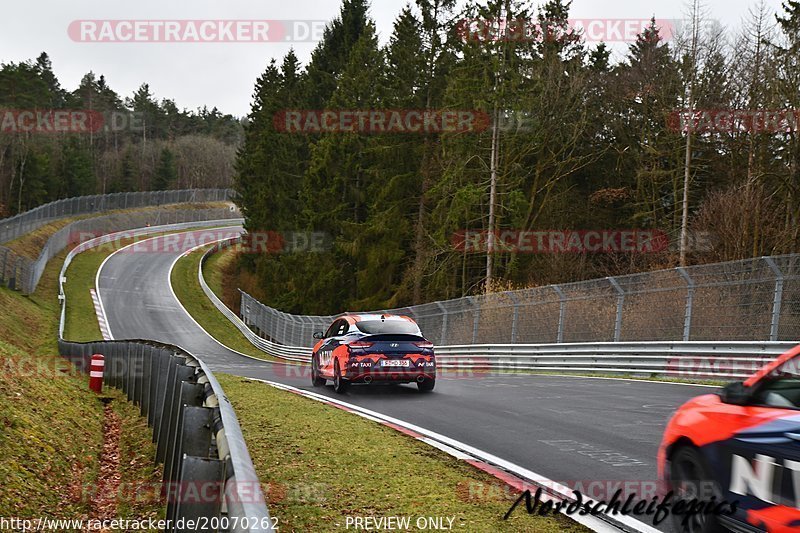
[716,406,800,530]
[314,319,348,378]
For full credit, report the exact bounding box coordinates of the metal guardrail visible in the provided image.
[433,341,798,380]
[0,188,233,244]
[2,201,241,294]
[58,338,274,532]
[58,221,274,532]
[239,254,800,346]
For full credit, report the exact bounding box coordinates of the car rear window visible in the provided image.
[356,320,420,335]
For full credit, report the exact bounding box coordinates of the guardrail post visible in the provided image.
[0,247,7,286]
[156,362,196,462]
[150,350,174,430]
[507,291,519,343]
[552,285,566,343]
[173,456,224,532]
[435,302,448,346]
[764,257,784,341]
[676,267,694,341]
[239,290,248,325]
[166,383,206,495]
[282,311,289,345]
[469,296,480,344]
[140,346,152,417]
[607,277,624,342]
[133,344,145,406]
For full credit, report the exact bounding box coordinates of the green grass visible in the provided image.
[203,243,236,299]
[170,246,279,361]
[63,248,108,341]
[0,249,163,525]
[218,375,588,533]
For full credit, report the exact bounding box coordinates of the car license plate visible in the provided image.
[382,359,410,367]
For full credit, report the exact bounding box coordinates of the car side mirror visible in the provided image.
[313,331,324,340]
[719,381,752,406]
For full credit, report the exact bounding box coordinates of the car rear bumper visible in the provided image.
[345,370,436,384]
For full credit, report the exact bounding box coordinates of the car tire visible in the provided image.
[311,357,326,387]
[417,377,435,392]
[669,446,725,533]
[333,360,349,393]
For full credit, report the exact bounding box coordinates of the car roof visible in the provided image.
[340,314,415,325]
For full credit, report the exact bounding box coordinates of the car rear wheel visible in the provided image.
[670,446,725,533]
[333,360,349,393]
[417,377,435,392]
[311,357,326,387]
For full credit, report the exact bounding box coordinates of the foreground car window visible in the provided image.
[753,378,800,409]
[356,320,421,335]
[754,358,800,408]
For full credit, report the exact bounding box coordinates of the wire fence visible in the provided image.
[0,188,240,294]
[0,188,233,244]
[240,254,800,347]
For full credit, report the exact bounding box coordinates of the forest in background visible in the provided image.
[0,53,242,216]
[234,0,800,315]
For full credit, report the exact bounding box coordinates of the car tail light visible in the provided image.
[413,341,434,349]
[347,341,374,349]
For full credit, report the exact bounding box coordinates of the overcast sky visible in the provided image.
[1,0,785,117]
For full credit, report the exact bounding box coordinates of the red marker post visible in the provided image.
[89,354,104,393]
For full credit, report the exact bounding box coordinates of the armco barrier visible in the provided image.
[432,341,798,380]
[57,221,274,532]
[58,338,274,532]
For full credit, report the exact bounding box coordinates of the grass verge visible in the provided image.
[0,249,163,526]
[171,246,278,361]
[217,375,588,532]
[203,243,237,300]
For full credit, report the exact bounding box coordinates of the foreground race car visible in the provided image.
[310,314,436,393]
[659,344,800,532]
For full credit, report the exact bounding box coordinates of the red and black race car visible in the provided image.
[310,314,436,393]
[659,344,800,533]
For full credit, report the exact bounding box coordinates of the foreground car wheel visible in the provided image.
[417,377,435,392]
[670,446,724,533]
[311,359,326,387]
[333,360,349,393]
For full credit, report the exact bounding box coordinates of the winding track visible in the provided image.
[97,228,716,530]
